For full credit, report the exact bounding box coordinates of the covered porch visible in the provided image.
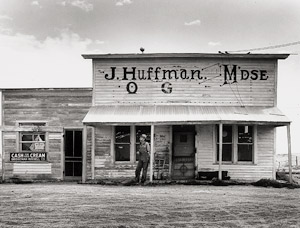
[81,105,292,183]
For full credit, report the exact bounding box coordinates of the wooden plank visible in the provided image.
[218,123,223,180]
[82,125,87,183]
[13,163,52,174]
[169,125,173,177]
[150,125,154,182]
[91,126,95,179]
[287,124,292,183]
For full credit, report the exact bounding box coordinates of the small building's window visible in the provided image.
[237,126,253,161]
[135,126,151,161]
[216,125,233,162]
[115,126,130,161]
[19,122,46,152]
[20,133,46,152]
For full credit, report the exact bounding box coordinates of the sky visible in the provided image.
[0,0,300,155]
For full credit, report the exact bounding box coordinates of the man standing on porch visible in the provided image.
[135,134,150,184]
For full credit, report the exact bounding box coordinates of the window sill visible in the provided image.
[213,162,256,165]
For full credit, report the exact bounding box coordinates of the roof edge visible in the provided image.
[82,53,290,60]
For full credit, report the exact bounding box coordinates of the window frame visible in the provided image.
[113,125,151,163]
[215,124,257,165]
[16,121,49,162]
[216,125,233,163]
[114,126,131,162]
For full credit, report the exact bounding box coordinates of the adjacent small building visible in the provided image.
[0,53,292,182]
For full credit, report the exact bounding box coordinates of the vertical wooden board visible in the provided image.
[95,126,112,157]
[196,125,214,168]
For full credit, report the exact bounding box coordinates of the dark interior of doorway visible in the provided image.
[64,129,82,180]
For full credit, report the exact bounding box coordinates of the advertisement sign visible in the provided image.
[10,152,47,162]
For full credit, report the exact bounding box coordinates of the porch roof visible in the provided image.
[82,105,290,126]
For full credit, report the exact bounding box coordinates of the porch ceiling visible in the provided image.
[82,105,290,126]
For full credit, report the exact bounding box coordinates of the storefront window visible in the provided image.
[238,126,253,161]
[216,125,233,162]
[216,125,254,163]
[115,126,130,161]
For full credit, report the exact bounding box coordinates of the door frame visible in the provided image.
[63,127,83,181]
[171,125,196,179]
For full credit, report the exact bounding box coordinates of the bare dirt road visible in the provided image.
[0,183,299,228]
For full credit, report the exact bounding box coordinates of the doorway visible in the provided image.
[172,125,195,180]
[64,129,82,180]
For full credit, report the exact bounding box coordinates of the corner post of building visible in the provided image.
[287,123,292,183]
[91,125,95,180]
[82,124,87,183]
[150,124,155,182]
[218,123,223,180]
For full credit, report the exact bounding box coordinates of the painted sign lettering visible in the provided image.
[10,152,47,162]
[100,64,269,94]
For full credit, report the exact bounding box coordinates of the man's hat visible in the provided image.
[140,134,147,139]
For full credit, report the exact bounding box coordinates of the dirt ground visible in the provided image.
[0,183,300,228]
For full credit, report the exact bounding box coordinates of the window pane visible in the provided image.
[238,145,253,161]
[216,125,232,143]
[33,134,45,142]
[22,143,33,151]
[74,131,82,157]
[238,126,253,143]
[115,144,130,161]
[217,144,232,161]
[65,162,73,176]
[116,126,130,143]
[73,162,82,176]
[136,126,150,142]
[65,131,74,157]
[22,134,33,141]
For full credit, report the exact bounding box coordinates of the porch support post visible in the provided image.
[218,123,223,180]
[150,124,155,182]
[82,125,87,183]
[287,123,292,183]
[91,126,95,180]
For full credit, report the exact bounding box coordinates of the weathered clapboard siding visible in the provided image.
[3,89,92,126]
[2,88,92,181]
[86,127,93,179]
[196,125,275,181]
[13,163,52,174]
[154,126,171,178]
[93,58,276,106]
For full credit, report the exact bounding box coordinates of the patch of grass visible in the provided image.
[252,178,300,189]
[211,178,229,186]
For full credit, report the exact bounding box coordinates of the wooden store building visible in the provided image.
[0,53,293,183]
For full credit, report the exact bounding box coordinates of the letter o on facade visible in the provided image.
[126,82,138,94]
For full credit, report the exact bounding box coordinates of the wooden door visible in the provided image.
[64,130,82,179]
[172,131,195,180]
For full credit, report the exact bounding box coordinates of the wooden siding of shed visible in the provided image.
[2,89,92,181]
[93,59,276,106]
[196,125,275,181]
